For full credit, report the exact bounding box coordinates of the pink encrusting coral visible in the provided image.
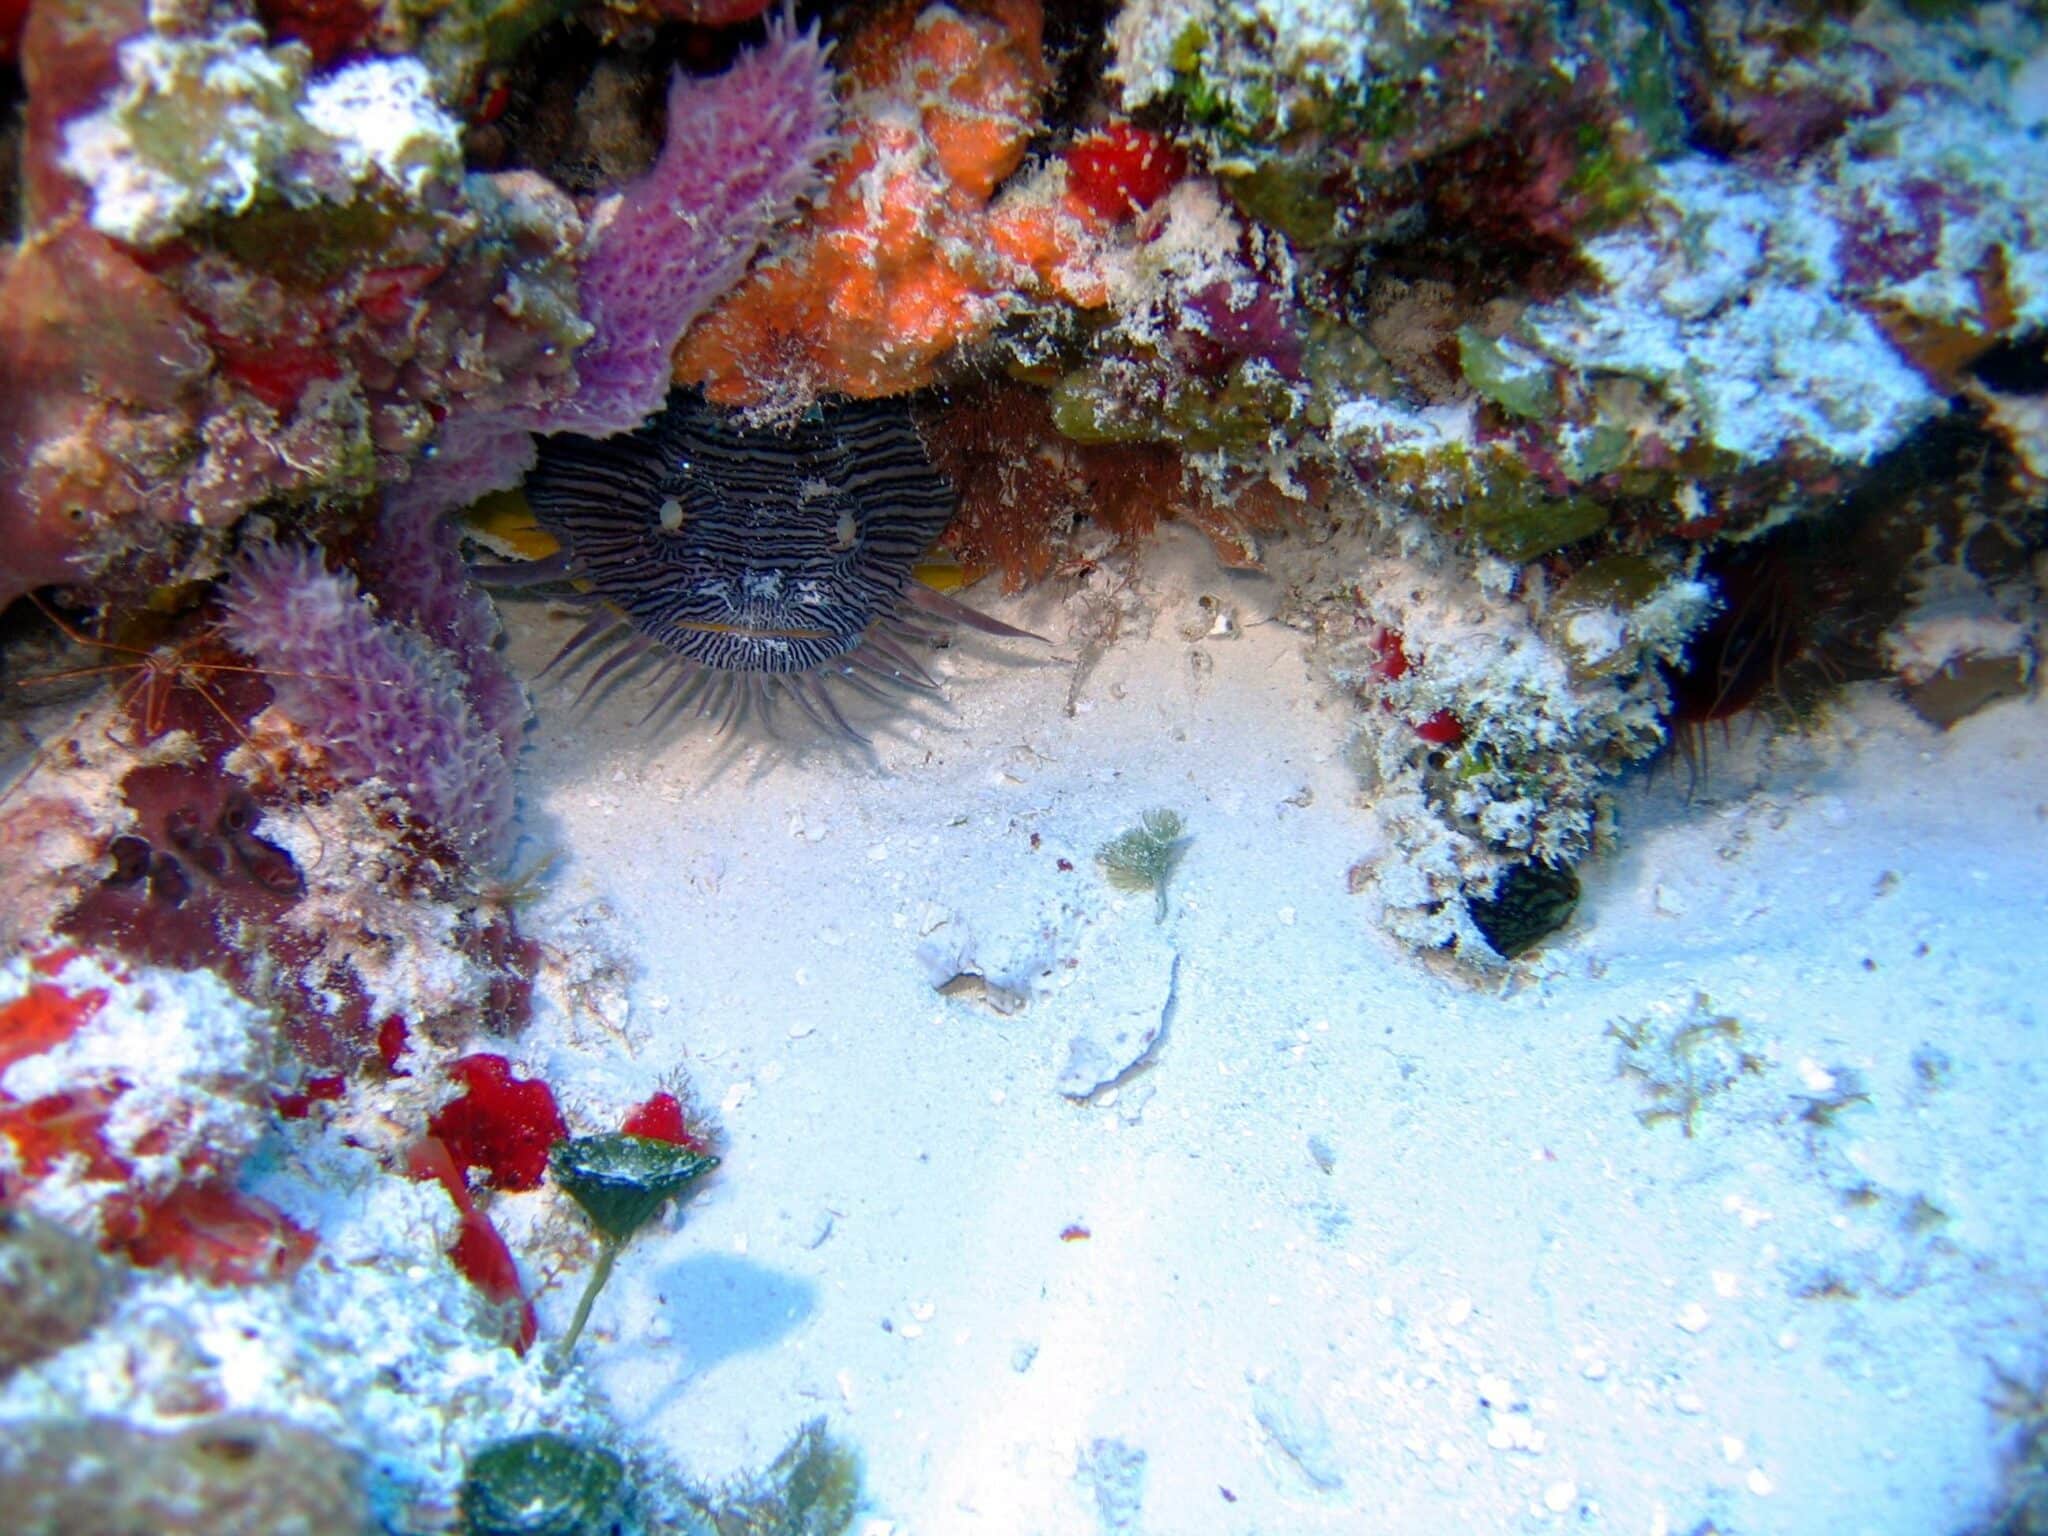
[386,15,839,520]
[220,537,521,867]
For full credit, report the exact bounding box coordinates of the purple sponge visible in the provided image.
[555,13,838,435]
[221,540,521,867]
[360,507,530,760]
[386,16,837,520]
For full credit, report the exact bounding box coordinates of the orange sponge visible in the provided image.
[676,0,1108,405]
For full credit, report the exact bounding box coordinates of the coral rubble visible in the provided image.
[0,1413,371,1536]
[0,1208,115,1380]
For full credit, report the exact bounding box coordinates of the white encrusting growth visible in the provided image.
[61,24,462,248]
[1518,158,1942,466]
[0,954,276,1222]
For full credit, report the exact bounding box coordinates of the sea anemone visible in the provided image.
[520,390,1030,739]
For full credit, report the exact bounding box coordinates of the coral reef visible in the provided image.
[2,536,538,1084]
[0,2,874,1523]
[1111,0,1672,256]
[3,0,2047,1520]
[1068,0,2048,959]
[560,17,837,436]
[1302,545,1710,956]
[57,28,456,247]
[1305,7,2048,558]
[0,0,2034,941]
[18,0,2029,973]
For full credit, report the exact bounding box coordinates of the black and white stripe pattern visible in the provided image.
[518,390,1027,740]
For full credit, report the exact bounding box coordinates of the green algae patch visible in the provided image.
[1544,554,1668,678]
[691,1419,863,1536]
[1050,359,1300,453]
[1609,998,1766,1138]
[1098,808,1190,922]
[204,193,423,284]
[1225,157,1343,248]
[1458,327,1558,421]
[1450,474,1611,562]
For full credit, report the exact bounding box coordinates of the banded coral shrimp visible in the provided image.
[4,587,359,823]
[9,591,288,749]
[4,574,550,1073]
[0,590,366,1005]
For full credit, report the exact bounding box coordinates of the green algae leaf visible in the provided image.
[1557,421,1634,481]
[461,1432,630,1536]
[1226,157,1341,247]
[551,1133,719,1244]
[1457,327,1558,421]
[1048,366,1158,445]
[1457,477,1611,562]
[474,0,579,58]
